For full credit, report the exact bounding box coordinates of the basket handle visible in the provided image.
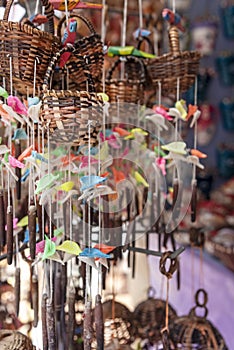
[137,36,155,55]
[106,56,146,83]
[3,0,55,35]
[56,13,96,40]
[168,26,180,56]
[42,44,96,92]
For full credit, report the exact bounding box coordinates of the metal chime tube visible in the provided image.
[95,294,104,350]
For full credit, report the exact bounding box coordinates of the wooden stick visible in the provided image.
[95,294,104,350]
[32,273,39,327]
[29,205,37,260]
[191,179,197,223]
[83,300,93,350]
[14,267,20,316]
[36,199,43,242]
[42,293,48,350]
[46,300,57,350]
[0,189,6,250]
[68,289,76,349]
[54,267,62,321]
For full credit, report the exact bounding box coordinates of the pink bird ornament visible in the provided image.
[153,105,173,121]
[9,155,25,169]
[156,157,166,176]
[7,96,28,116]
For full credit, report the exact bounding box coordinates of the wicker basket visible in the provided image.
[133,288,177,343]
[56,14,104,90]
[0,0,60,95]
[105,56,146,104]
[40,45,104,146]
[169,289,228,349]
[101,299,134,346]
[146,25,201,95]
[0,330,36,350]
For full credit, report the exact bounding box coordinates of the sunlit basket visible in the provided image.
[169,289,228,349]
[0,0,60,95]
[146,25,201,95]
[0,330,36,350]
[56,14,104,90]
[133,287,177,343]
[40,45,104,146]
[105,56,146,104]
[100,299,134,346]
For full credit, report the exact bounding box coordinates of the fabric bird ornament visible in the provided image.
[59,18,77,68]
[162,8,185,32]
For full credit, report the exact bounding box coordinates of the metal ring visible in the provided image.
[195,288,208,307]
[159,251,178,279]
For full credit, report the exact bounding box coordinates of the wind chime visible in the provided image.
[0,0,229,349]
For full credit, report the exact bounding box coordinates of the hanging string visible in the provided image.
[66,67,70,90]
[97,135,102,295]
[165,278,169,331]
[68,146,74,288]
[121,0,128,80]
[199,247,205,288]
[64,0,69,25]
[101,0,106,95]
[33,57,39,98]
[101,0,107,105]
[193,76,198,180]
[35,0,40,16]
[8,54,13,96]
[160,273,165,299]
[191,246,195,303]
[101,0,106,43]
[138,0,143,30]
[47,127,54,304]
[122,0,128,47]
[158,81,162,107]
[172,0,176,13]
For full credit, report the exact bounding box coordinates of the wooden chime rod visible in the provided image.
[128,246,185,259]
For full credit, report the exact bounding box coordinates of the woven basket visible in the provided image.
[0,330,36,350]
[56,14,104,90]
[169,289,228,349]
[133,289,177,343]
[40,45,104,146]
[101,299,134,346]
[146,25,201,95]
[0,0,60,95]
[105,56,146,104]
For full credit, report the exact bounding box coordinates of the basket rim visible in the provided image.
[0,19,60,42]
[146,49,201,64]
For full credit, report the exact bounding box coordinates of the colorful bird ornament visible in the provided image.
[162,8,185,32]
[59,19,77,68]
